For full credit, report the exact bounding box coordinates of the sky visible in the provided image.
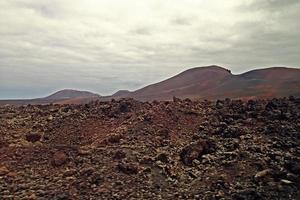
[0,0,300,99]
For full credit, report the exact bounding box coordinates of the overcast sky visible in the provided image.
[0,0,299,99]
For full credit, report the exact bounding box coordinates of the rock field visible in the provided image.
[0,97,299,199]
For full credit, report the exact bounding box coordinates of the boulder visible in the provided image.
[51,151,68,166]
[113,150,126,160]
[180,139,212,166]
[117,162,139,174]
[0,166,9,176]
[25,133,41,143]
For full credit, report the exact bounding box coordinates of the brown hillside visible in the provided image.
[112,66,300,101]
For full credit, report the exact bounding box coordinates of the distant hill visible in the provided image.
[1,66,300,105]
[0,89,100,105]
[111,65,300,101]
[44,89,100,100]
[112,90,131,98]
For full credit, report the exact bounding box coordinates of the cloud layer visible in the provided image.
[0,0,299,98]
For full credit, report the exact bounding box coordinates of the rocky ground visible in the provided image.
[0,97,299,199]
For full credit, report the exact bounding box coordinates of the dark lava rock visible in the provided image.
[1,97,299,199]
[117,162,139,174]
[113,150,126,160]
[223,126,241,138]
[265,99,279,111]
[157,128,170,139]
[119,101,132,113]
[51,151,68,167]
[155,152,169,163]
[180,139,212,166]
[216,100,224,109]
[90,172,103,186]
[173,96,181,103]
[232,188,261,200]
[139,156,154,165]
[107,134,123,143]
[0,166,9,176]
[80,167,95,176]
[25,132,41,143]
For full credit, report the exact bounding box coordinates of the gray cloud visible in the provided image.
[171,16,192,26]
[0,0,299,98]
[130,27,152,36]
[242,0,300,11]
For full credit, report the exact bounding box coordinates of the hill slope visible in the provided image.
[112,66,300,101]
[0,89,100,105]
[1,66,300,105]
[44,89,100,100]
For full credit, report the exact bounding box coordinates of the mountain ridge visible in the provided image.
[1,66,300,105]
[111,66,300,101]
[44,89,100,100]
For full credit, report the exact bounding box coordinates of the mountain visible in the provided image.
[0,89,100,105]
[1,66,300,105]
[44,89,100,100]
[111,65,300,101]
[112,90,131,98]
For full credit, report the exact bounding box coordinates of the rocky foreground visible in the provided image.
[0,97,299,199]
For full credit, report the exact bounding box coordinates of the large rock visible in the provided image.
[107,134,122,143]
[0,166,9,176]
[117,162,139,174]
[180,139,212,166]
[25,132,41,143]
[254,169,273,180]
[51,151,68,166]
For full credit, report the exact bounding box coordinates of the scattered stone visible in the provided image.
[173,96,181,103]
[113,150,126,160]
[0,166,9,176]
[216,100,224,109]
[119,101,132,113]
[25,132,41,143]
[157,128,170,139]
[47,115,54,121]
[139,156,154,165]
[80,167,95,176]
[254,169,273,179]
[180,139,212,166]
[63,169,77,177]
[78,148,91,156]
[0,97,299,199]
[90,172,103,186]
[117,162,139,174]
[51,151,68,166]
[28,193,37,200]
[280,179,293,185]
[155,152,169,163]
[107,134,122,143]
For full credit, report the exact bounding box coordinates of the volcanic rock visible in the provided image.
[107,134,122,143]
[51,151,68,166]
[113,150,126,160]
[0,166,9,176]
[254,169,273,180]
[117,162,139,174]
[25,132,41,143]
[0,97,299,199]
[180,139,212,166]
